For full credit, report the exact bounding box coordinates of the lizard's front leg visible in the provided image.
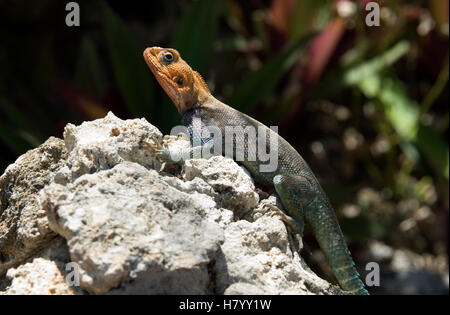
[143,134,216,165]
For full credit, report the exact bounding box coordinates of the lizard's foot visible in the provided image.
[143,136,161,153]
[263,203,303,252]
[263,203,300,232]
[143,136,171,163]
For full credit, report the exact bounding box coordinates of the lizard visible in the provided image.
[143,46,369,295]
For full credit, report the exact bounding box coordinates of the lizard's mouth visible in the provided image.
[143,48,162,74]
[143,48,183,113]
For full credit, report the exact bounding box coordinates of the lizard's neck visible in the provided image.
[194,88,213,107]
[181,95,219,121]
[182,85,216,114]
[189,70,213,109]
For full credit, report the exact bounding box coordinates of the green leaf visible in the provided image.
[171,0,218,76]
[229,32,315,113]
[0,97,43,147]
[358,75,449,180]
[344,41,411,87]
[75,36,106,100]
[0,122,33,154]
[289,0,329,39]
[103,2,155,118]
[0,97,30,128]
[420,53,449,115]
[311,40,411,99]
[415,125,449,179]
[312,40,448,179]
[360,76,419,140]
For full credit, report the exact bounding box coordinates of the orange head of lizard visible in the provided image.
[143,47,211,113]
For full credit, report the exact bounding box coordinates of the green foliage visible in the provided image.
[289,0,331,39]
[103,1,155,118]
[0,123,32,155]
[313,40,449,180]
[171,0,218,76]
[311,41,411,99]
[359,74,449,179]
[75,36,107,100]
[229,33,315,113]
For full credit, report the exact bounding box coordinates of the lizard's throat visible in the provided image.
[153,74,184,113]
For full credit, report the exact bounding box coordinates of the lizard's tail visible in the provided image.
[333,263,369,295]
[304,198,369,295]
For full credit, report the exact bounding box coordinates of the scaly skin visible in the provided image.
[143,46,369,295]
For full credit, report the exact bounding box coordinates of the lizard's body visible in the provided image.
[144,47,369,295]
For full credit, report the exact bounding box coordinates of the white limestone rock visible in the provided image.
[0,112,343,295]
[2,258,76,295]
[63,111,162,179]
[0,137,67,276]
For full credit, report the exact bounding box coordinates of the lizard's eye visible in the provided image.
[161,51,174,64]
[175,76,184,86]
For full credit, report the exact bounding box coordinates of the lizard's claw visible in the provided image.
[263,203,303,253]
[143,137,170,163]
[143,137,161,152]
[163,133,189,143]
[263,203,300,232]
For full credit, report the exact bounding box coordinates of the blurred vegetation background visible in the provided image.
[0,0,448,294]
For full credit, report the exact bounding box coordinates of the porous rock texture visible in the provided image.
[0,112,342,295]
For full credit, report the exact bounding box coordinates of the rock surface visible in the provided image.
[0,112,341,295]
[0,137,67,276]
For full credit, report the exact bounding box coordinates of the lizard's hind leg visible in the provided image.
[271,174,316,252]
[272,174,315,228]
[273,174,369,295]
